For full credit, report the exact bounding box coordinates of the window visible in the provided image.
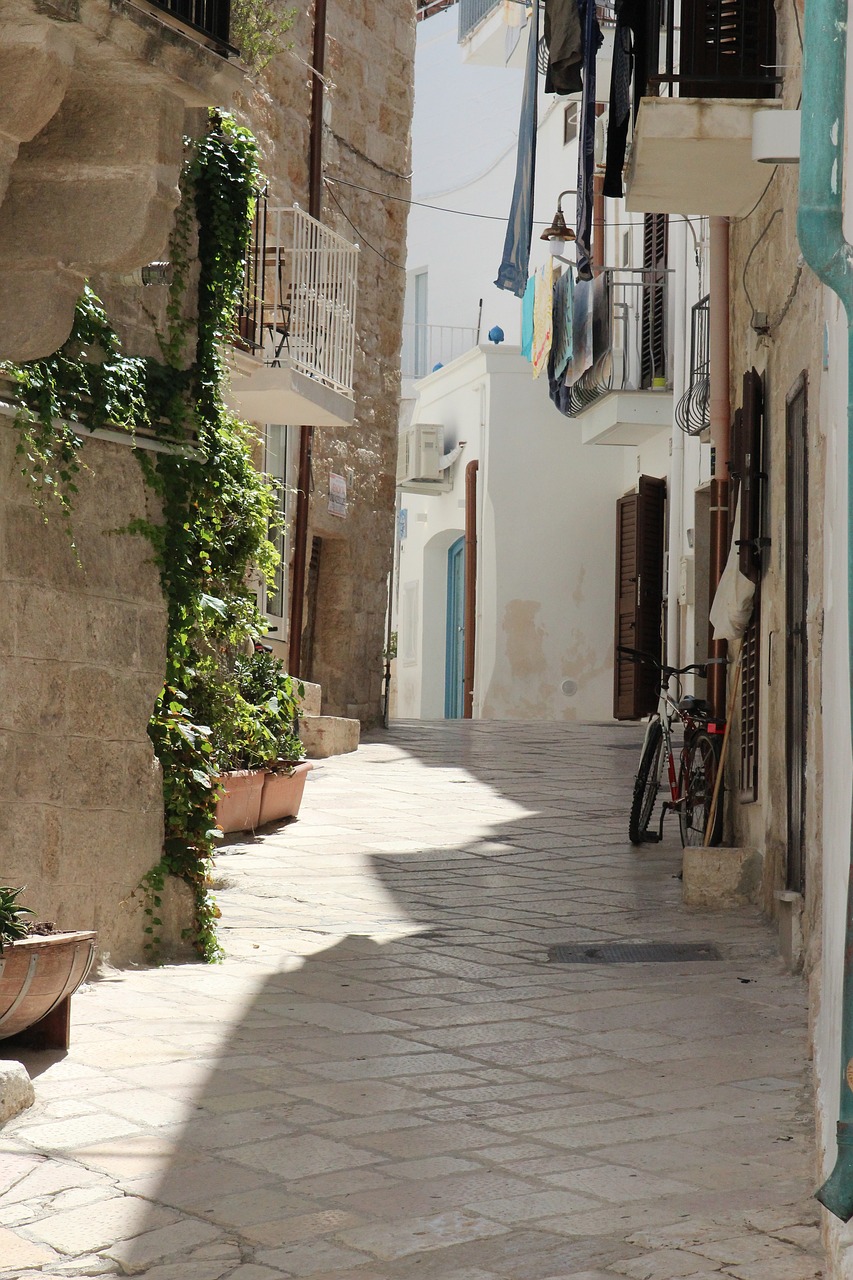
[263,424,292,629]
[564,102,579,146]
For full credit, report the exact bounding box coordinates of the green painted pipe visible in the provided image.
[797,0,853,1222]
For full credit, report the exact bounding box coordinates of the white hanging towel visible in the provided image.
[709,495,756,642]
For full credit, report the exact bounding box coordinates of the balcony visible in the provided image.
[225,201,359,430]
[625,0,783,217]
[563,268,674,446]
[401,323,478,381]
[458,0,529,69]
[144,0,233,52]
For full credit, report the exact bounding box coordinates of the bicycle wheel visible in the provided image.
[679,729,723,847]
[629,720,664,845]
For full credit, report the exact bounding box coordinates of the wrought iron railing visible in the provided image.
[417,0,458,22]
[401,323,478,379]
[675,294,710,436]
[643,0,779,99]
[147,0,231,48]
[235,205,359,398]
[562,267,670,417]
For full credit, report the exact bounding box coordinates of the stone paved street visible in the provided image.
[0,722,823,1279]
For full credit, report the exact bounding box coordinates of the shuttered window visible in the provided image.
[642,214,668,389]
[731,369,765,801]
[613,475,667,719]
[785,374,808,891]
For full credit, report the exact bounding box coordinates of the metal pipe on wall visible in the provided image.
[289,0,328,676]
[463,459,478,718]
[707,214,731,719]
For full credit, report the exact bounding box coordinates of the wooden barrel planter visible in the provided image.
[0,931,97,1050]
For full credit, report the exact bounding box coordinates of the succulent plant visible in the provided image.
[0,886,34,953]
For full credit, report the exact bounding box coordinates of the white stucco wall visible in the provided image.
[396,345,633,721]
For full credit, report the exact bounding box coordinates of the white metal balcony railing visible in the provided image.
[236,202,359,399]
[565,267,670,416]
[401,323,479,379]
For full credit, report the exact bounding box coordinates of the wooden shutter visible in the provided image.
[614,475,667,719]
[734,369,764,800]
[785,374,808,890]
[679,0,777,99]
[642,214,668,389]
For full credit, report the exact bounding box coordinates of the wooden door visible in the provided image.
[614,476,667,719]
[445,537,466,719]
[786,375,808,893]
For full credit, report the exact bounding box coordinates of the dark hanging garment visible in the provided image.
[603,0,648,198]
[575,0,602,280]
[544,0,584,96]
[495,4,540,297]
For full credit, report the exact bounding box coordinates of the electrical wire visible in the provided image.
[741,207,783,325]
[325,182,407,270]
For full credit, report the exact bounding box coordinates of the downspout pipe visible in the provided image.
[798,0,853,1222]
[707,216,731,721]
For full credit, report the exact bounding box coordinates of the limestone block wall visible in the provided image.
[236,0,416,726]
[0,422,193,966]
[0,0,241,362]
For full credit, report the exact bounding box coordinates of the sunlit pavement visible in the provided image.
[0,721,823,1279]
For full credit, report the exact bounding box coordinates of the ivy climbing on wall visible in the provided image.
[2,112,283,962]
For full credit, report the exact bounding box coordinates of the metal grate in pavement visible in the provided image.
[548,941,722,964]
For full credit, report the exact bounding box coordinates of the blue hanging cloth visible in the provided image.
[494,4,540,298]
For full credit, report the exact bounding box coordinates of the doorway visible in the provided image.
[445,536,465,718]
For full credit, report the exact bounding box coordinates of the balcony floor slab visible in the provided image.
[577,389,673,447]
[625,98,783,218]
[224,355,356,430]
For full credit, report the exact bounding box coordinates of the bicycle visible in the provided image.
[617,646,727,848]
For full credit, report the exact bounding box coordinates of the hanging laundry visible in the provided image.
[566,276,593,385]
[532,263,555,379]
[551,268,574,380]
[543,0,583,96]
[495,1,539,297]
[603,0,646,198]
[521,275,535,360]
[575,0,602,280]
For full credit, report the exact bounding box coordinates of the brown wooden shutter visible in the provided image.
[785,374,808,890]
[733,369,764,800]
[613,475,667,720]
[679,0,777,99]
[642,214,668,389]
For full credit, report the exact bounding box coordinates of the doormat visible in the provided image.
[548,941,722,964]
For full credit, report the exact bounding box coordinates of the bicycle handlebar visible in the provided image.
[616,646,726,679]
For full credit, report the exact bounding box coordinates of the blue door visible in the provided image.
[445,537,465,718]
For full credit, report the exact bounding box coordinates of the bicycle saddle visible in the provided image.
[676,695,712,719]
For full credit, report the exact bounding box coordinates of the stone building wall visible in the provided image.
[0,423,194,965]
[724,0,824,956]
[236,0,416,725]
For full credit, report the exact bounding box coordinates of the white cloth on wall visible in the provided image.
[709,495,756,642]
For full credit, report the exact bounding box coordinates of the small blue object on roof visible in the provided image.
[488,325,505,344]
[432,362,444,372]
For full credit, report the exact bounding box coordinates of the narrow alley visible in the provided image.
[1,723,822,1280]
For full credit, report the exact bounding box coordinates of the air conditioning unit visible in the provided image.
[396,423,444,485]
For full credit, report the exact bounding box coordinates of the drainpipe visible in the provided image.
[797,0,853,1223]
[463,460,478,718]
[707,215,731,719]
[289,0,327,677]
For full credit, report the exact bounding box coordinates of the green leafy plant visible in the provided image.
[3,113,287,963]
[0,887,34,953]
[231,0,296,71]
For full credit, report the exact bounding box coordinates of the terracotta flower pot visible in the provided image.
[258,761,313,826]
[215,769,265,833]
[0,930,97,1049]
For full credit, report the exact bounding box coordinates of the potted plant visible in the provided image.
[196,650,311,833]
[0,887,97,1049]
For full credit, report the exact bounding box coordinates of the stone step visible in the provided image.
[298,680,322,717]
[299,714,360,759]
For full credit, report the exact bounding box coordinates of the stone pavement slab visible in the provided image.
[0,722,824,1279]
